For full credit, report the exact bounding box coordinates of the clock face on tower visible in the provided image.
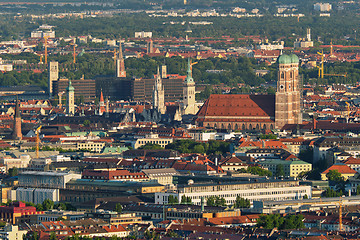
[279,84,284,90]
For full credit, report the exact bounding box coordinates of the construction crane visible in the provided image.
[35,126,42,159]
[345,101,351,123]
[339,197,343,231]
[44,36,49,65]
[317,50,347,78]
[58,91,65,108]
[69,42,76,64]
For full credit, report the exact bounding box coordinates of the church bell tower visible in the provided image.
[275,54,302,129]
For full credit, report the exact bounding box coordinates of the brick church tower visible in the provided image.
[275,54,302,129]
[12,97,22,140]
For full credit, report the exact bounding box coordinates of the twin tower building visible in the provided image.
[196,53,302,130]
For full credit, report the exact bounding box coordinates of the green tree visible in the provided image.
[234,196,250,208]
[138,143,163,150]
[326,170,344,182]
[276,165,285,177]
[115,203,122,213]
[357,185,360,195]
[83,120,90,126]
[168,195,178,205]
[303,194,308,199]
[42,199,54,211]
[207,196,226,207]
[180,195,192,204]
[49,232,57,240]
[323,188,343,198]
[8,167,18,177]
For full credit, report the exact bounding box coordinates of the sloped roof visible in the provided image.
[322,163,357,175]
[197,94,275,119]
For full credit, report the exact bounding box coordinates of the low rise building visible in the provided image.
[15,188,59,204]
[142,168,178,185]
[321,163,358,180]
[0,225,28,240]
[0,202,39,224]
[155,179,311,206]
[131,134,173,149]
[259,159,312,177]
[18,171,81,189]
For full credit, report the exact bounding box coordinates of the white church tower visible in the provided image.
[182,58,197,115]
[152,66,165,114]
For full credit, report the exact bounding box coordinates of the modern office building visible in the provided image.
[53,78,96,102]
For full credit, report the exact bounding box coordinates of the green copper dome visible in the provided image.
[289,53,299,63]
[278,54,291,64]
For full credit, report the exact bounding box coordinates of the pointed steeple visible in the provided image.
[66,80,75,115]
[116,38,126,78]
[66,80,74,92]
[100,89,104,105]
[184,58,194,83]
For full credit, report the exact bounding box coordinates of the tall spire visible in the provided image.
[66,80,75,115]
[185,58,194,83]
[116,38,126,78]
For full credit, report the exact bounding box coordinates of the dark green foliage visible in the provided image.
[8,167,18,177]
[326,170,344,182]
[138,143,163,150]
[206,196,226,207]
[238,166,273,177]
[42,199,54,211]
[275,165,285,177]
[259,134,277,139]
[166,140,230,155]
[322,188,343,198]
[234,196,250,208]
[257,214,305,230]
[168,195,178,205]
[115,203,122,213]
[180,195,192,204]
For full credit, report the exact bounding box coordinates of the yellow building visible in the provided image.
[132,134,173,149]
[259,159,312,177]
[321,164,358,181]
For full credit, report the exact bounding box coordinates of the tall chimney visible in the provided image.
[12,96,22,140]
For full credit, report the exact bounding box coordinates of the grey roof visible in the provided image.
[142,168,178,177]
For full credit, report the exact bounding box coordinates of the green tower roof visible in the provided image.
[289,53,299,63]
[184,58,194,83]
[66,80,75,91]
[278,54,292,64]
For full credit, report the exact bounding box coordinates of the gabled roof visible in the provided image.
[322,163,357,175]
[344,156,360,165]
[196,94,275,119]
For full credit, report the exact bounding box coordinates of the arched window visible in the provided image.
[242,124,246,130]
[256,124,260,130]
[270,124,274,130]
[249,124,253,130]
[228,124,232,130]
[235,124,238,130]
[263,124,267,130]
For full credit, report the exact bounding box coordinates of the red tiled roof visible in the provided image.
[197,94,275,119]
[344,157,360,165]
[322,164,357,175]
